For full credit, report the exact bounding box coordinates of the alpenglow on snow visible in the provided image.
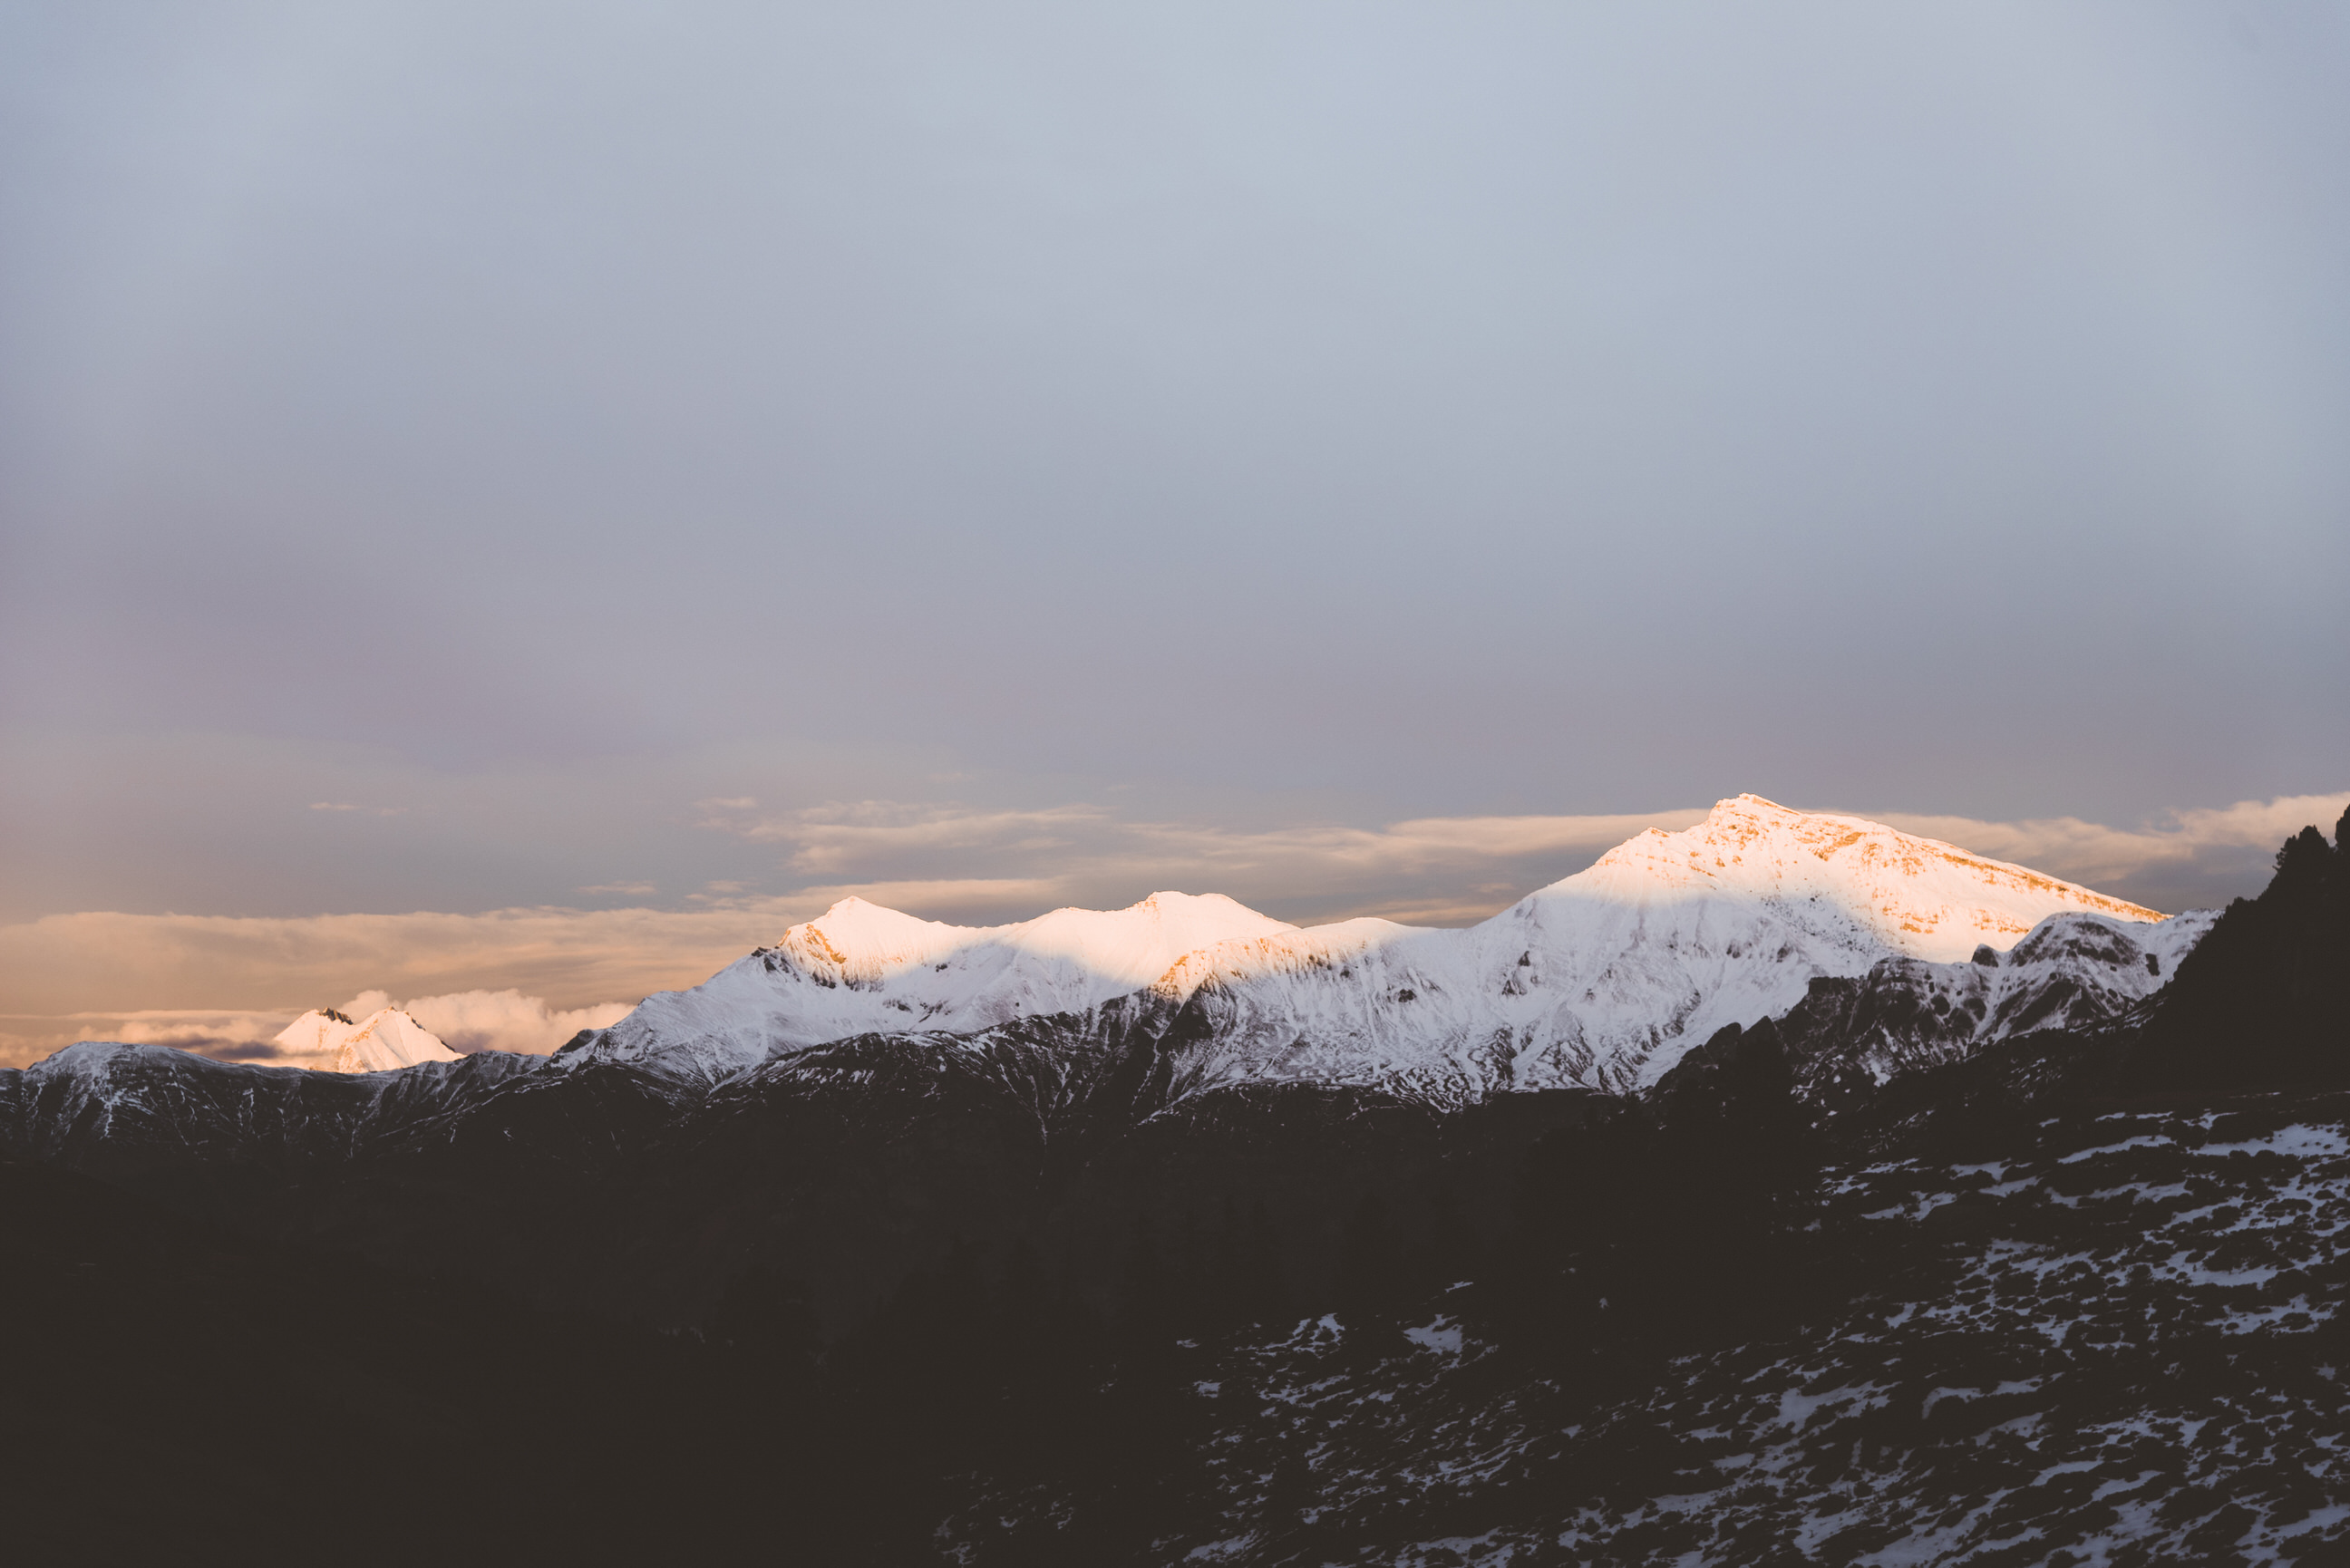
[554,796,2199,1096]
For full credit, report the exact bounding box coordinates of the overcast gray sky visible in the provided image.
[3,3,2346,1051]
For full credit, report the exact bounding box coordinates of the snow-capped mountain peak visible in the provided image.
[274,1006,459,1073]
[772,890,1296,992]
[778,896,976,984]
[1548,795,2163,963]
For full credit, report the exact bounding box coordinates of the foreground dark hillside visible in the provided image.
[0,1029,1605,1336]
[949,1091,2348,1565]
[0,1155,874,1563]
[11,1081,2345,1565]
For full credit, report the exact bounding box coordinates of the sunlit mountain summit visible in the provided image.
[560,795,2199,1096]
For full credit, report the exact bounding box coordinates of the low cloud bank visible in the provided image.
[4,790,2338,1070]
[1869,792,2350,916]
[0,989,637,1071]
[347,988,636,1056]
[691,799,1719,926]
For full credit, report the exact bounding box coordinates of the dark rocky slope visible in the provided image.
[939,1093,2350,1566]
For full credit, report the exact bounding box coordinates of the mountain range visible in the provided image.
[441,793,2200,1097]
[0,796,2205,1174]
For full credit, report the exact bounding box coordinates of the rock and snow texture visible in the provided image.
[0,1039,536,1171]
[274,1007,460,1073]
[1771,905,2220,1093]
[567,796,2193,1097]
[1141,798,2180,1096]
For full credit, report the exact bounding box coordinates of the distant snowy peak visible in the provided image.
[1554,795,2163,963]
[275,1007,459,1073]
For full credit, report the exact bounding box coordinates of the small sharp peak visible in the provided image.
[274,1005,458,1073]
[335,1007,457,1072]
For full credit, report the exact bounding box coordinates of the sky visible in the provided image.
[3,3,2346,1065]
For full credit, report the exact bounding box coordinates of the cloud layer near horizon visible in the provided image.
[5,989,638,1075]
[1870,795,2350,893]
[4,790,2338,1070]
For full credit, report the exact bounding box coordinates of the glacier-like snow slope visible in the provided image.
[273,1007,459,1073]
[568,797,2184,1095]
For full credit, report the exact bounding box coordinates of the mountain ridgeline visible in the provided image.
[5,797,2349,1563]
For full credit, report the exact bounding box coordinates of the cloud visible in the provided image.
[0,989,639,1071]
[0,903,812,1027]
[791,877,1069,915]
[0,1007,299,1070]
[696,798,1713,903]
[697,799,1110,874]
[309,801,405,816]
[578,881,657,895]
[1113,811,1716,881]
[1868,791,2350,911]
[374,989,635,1056]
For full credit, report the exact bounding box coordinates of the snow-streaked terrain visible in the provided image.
[563,796,2189,1095]
[1766,905,2220,1098]
[0,1038,535,1176]
[937,1095,2350,1567]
